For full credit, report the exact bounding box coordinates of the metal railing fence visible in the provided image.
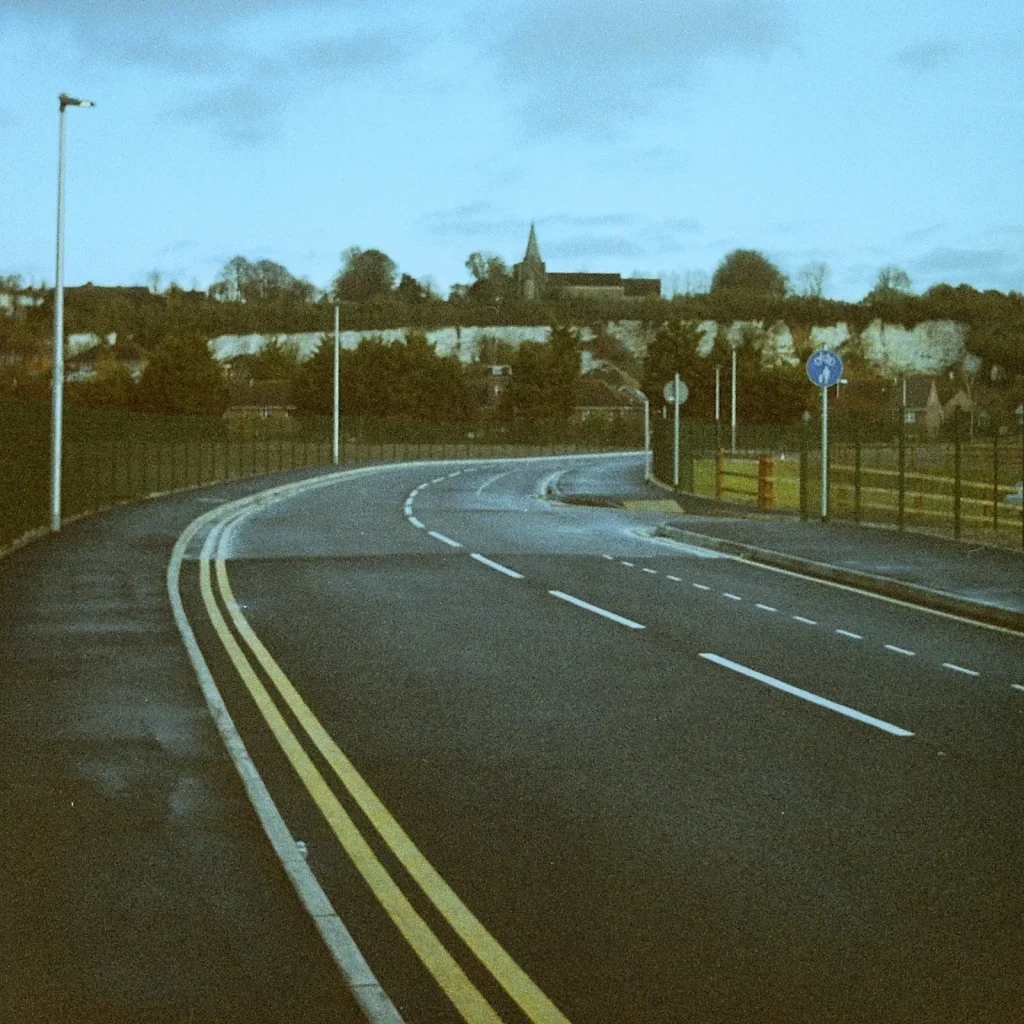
[0,399,640,552]
[652,414,1024,549]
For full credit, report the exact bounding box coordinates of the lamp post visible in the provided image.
[51,92,94,532]
[332,304,340,465]
[630,388,651,482]
[730,344,738,453]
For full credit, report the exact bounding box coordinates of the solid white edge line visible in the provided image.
[428,530,463,548]
[470,553,525,579]
[167,490,405,1024]
[884,644,916,656]
[699,652,914,737]
[407,516,425,529]
[684,542,1024,638]
[942,662,980,677]
[548,590,645,630]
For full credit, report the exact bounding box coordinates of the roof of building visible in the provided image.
[523,222,542,263]
[623,278,661,297]
[547,272,623,287]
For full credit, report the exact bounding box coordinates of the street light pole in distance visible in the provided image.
[51,92,94,532]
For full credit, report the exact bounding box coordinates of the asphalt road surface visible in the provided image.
[175,453,1024,1023]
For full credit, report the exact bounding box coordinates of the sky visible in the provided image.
[1,0,1022,303]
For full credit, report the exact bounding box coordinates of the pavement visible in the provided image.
[552,463,1024,634]
[0,470,367,1024]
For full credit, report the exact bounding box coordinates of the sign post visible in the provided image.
[663,376,689,488]
[806,350,844,521]
[332,304,340,465]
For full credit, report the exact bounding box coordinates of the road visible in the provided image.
[174,453,1024,1023]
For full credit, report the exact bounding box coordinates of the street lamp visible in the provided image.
[51,92,94,532]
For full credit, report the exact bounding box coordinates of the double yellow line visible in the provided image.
[199,510,571,1024]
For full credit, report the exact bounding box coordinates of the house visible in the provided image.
[896,374,972,438]
[65,338,150,383]
[512,223,661,302]
[571,372,645,425]
[222,378,296,437]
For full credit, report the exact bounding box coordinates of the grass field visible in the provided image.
[689,445,1023,547]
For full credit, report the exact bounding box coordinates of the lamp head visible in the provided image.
[59,93,95,110]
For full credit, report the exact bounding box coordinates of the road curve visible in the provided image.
[175,453,1024,1023]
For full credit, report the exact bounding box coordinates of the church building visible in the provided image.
[512,223,661,302]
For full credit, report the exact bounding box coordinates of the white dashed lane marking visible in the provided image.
[885,644,916,657]
[942,663,980,677]
[408,516,425,530]
[835,629,862,639]
[792,615,817,625]
[699,653,914,738]
[693,583,710,591]
[723,593,742,601]
[470,554,524,579]
[428,530,462,549]
[642,568,659,575]
[756,604,777,612]
[549,591,645,630]
[666,575,682,582]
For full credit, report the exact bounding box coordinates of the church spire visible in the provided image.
[524,221,542,262]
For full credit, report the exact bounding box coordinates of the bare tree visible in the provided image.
[796,261,829,298]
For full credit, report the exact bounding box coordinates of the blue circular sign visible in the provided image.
[806,349,844,387]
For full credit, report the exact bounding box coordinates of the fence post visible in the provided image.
[757,453,774,510]
[953,409,962,540]
[853,428,862,524]
[992,433,999,530]
[715,448,725,501]
[799,420,808,521]
[897,415,906,532]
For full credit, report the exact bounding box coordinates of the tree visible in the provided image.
[865,265,913,303]
[395,273,429,305]
[710,250,787,299]
[641,319,704,399]
[795,262,829,298]
[332,247,398,303]
[247,336,301,381]
[210,256,315,304]
[136,334,227,414]
[503,323,580,422]
[465,252,514,305]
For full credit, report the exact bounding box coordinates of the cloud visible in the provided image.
[546,234,648,261]
[893,40,960,73]
[2,1,416,144]
[168,30,412,145]
[483,0,788,140]
[900,223,947,245]
[542,213,634,229]
[421,203,525,239]
[172,82,292,146]
[907,246,1012,278]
